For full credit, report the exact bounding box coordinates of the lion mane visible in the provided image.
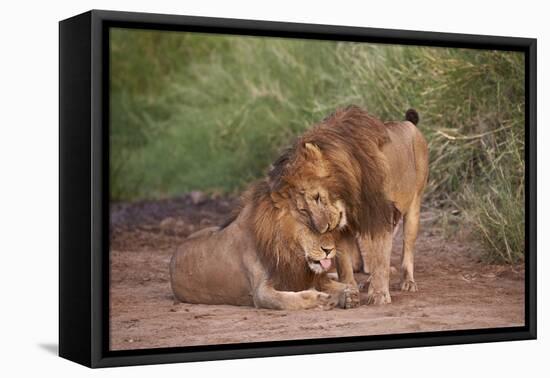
[247,180,318,291]
[269,105,395,237]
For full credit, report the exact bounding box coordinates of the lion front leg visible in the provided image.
[333,235,361,308]
[357,234,372,275]
[318,277,360,309]
[359,231,392,305]
[252,281,334,310]
[335,234,360,287]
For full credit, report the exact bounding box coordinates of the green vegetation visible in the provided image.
[110,28,525,263]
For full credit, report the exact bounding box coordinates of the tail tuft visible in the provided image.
[405,109,419,126]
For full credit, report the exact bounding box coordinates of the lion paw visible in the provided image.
[400,280,418,292]
[342,287,360,309]
[318,292,337,310]
[300,290,335,310]
[366,290,391,305]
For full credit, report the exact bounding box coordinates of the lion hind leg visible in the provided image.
[401,195,421,292]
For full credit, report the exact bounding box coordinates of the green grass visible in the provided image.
[110,28,525,263]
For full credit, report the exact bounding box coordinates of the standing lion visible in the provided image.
[268,106,429,305]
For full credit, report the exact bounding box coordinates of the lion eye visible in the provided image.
[315,193,320,203]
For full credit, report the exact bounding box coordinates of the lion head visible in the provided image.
[268,142,347,234]
[292,210,338,274]
[246,180,341,291]
[268,105,394,237]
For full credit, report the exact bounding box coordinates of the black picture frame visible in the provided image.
[59,9,537,368]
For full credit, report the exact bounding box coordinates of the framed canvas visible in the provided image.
[59,9,536,368]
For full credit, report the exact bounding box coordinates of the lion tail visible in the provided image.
[405,109,419,126]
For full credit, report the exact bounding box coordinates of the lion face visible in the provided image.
[294,223,338,274]
[274,142,347,234]
[293,180,347,234]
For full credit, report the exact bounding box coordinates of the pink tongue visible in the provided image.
[319,259,332,270]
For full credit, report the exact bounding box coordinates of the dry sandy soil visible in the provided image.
[109,194,525,351]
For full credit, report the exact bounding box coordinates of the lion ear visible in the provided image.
[304,142,323,162]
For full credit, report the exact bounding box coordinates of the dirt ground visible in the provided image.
[109,193,525,351]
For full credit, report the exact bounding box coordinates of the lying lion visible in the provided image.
[170,179,360,310]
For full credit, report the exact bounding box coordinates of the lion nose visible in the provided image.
[321,246,334,257]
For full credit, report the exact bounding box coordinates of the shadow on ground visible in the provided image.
[38,343,58,355]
